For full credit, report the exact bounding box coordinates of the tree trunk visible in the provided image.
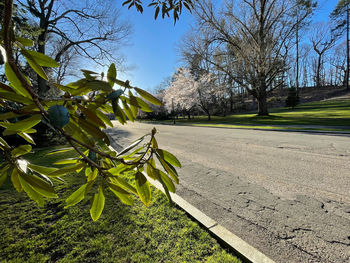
[346,5,349,91]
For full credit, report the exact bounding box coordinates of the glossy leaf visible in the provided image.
[108,182,134,206]
[18,132,35,144]
[157,154,179,184]
[117,137,144,157]
[23,50,59,67]
[49,163,85,176]
[107,63,117,87]
[95,109,113,127]
[16,37,34,47]
[0,164,11,187]
[65,184,87,208]
[135,171,151,206]
[86,80,113,92]
[2,114,41,136]
[90,185,105,221]
[159,170,175,193]
[134,87,162,106]
[20,172,57,198]
[156,149,181,167]
[28,163,58,175]
[110,176,137,195]
[4,62,32,98]
[0,91,33,104]
[21,50,48,80]
[122,100,134,122]
[18,174,45,206]
[112,99,126,125]
[11,145,32,157]
[11,167,22,192]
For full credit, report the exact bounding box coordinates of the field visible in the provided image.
[165,98,350,131]
[0,147,240,263]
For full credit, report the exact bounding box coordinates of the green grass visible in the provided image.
[161,99,350,131]
[0,147,240,263]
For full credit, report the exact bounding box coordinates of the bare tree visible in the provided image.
[17,0,132,96]
[309,22,336,88]
[186,0,311,116]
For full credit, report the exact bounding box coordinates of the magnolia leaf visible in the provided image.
[108,182,134,206]
[157,155,179,184]
[122,99,134,122]
[156,149,181,168]
[110,176,137,195]
[0,164,11,187]
[134,87,162,106]
[28,163,58,175]
[86,80,113,92]
[107,63,117,87]
[90,185,105,221]
[11,168,22,192]
[21,50,48,80]
[4,62,32,98]
[117,137,144,157]
[20,172,57,198]
[2,114,41,136]
[49,162,85,177]
[47,147,74,155]
[0,137,10,148]
[18,174,45,206]
[112,99,126,125]
[95,109,113,127]
[0,91,34,104]
[135,171,151,206]
[78,105,105,128]
[65,184,87,208]
[23,50,59,67]
[18,132,35,144]
[16,37,34,47]
[159,170,176,193]
[11,145,32,157]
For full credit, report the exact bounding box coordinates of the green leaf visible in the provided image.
[0,137,10,148]
[122,99,134,122]
[23,50,59,67]
[47,147,74,155]
[11,167,22,192]
[156,149,181,167]
[134,87,162,106]
[53,158,79,165]
[159,170,175,193]
[108,182,134,206]
[107,63,117,88]
[4,62,32,98]
[112,99,126,125]
[0,91,34,104]
[2,114,41,136]
[95,109,113,127]
[90,185,105,221]
[109,176,137,195]
[20,172,57,198]
[135,171,151,206]
[0,164,11,187]
[49,162,85,176]
[65,184,87,208]
[0,111,21,121]
[18,173,45,206]
[18,133,35,144]
[117,137,144,157]
[28,163,58,175]
[16,37,34,47]
[86,80,113,93]
[157,154,179,184]
[11,145,32,157]
[78,105,105,128]
[21,50,48,80]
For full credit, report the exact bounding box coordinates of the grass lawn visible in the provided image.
[0,147,240,263]
[161,98,350,131]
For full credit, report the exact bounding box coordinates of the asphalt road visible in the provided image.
[107,122,350,263]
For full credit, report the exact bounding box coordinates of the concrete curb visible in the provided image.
[107,138,275,263]
[145,175,275,263]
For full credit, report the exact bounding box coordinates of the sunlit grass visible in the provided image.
[0,147,240,263]
[163,99,350,130]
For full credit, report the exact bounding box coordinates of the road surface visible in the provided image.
[107,122,350,263]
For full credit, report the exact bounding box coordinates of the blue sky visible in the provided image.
[117,0,337,92]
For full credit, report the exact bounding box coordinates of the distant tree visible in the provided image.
[16,0,132,96]
[309,22,336,88]
[285,86,299,108]
[331,0,350,90]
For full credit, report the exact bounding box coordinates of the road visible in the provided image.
[107,122,350,263]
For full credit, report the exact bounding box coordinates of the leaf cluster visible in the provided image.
[122,0,194,23]
[0,0,181,221]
